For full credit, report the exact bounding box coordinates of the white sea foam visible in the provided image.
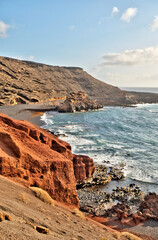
[62,124,84,133]
[135,103,158,108]
[59,134,96,152]
[40,105,158,190]
[125,159,158,184]
[40,112,54,128]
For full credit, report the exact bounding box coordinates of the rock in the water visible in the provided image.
[57,91,103,113]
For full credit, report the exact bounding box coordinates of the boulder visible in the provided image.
[139,193,158,220]
[57,91,103,113]
[73,155,95,182]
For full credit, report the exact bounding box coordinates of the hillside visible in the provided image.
[1,56,158,106]
[0,175,128,240]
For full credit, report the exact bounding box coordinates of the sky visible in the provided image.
[1,0,158,87]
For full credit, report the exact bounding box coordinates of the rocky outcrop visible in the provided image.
[57,92,102,112]
[0,113,95,206]
[139,193,158,220]
[73,155,95,182]
[1,56,158,106]
[112,192,158,226]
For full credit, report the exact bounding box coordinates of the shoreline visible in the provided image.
[1,103,158,239]
[0,103,57,127]
[1,103,158,194]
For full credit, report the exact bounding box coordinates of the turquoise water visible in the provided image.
[41,103,158,193]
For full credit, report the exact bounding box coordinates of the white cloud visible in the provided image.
[100,46,158,66]
[27,56,34,61]
[151,16,158,32]
[112,6,119,15]
[0,20,11,38]
[121,8,137,22]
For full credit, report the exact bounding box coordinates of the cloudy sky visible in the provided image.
[1,0,158,87]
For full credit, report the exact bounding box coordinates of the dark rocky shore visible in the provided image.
[77,163,158,227]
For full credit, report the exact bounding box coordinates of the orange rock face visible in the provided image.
[0,113,95,206]
[73,155,95,182]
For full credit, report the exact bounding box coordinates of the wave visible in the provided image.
[41,112,54,126]
[40,106,158,192]
[135,103,158,108]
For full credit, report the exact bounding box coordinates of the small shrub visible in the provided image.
[30,187,54,206]
[39,206,46,212]
[112,231,121,239]
[20,193,30,203]
[121,232,142,240]
[72,208,85,220]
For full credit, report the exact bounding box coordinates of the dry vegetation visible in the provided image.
[112,232,121,239]
[121,232,142,240]
[72,208,85,220]
[19,193,30,203]
[30,187,54,206]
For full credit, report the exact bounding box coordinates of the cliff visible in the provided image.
[0,113,95,206]
[1,56,158,106]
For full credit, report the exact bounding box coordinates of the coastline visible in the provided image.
[1,103,158,239]
[0,103,55,127]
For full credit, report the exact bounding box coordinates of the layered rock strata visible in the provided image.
[0,113,95,206]
[1,56,158,106]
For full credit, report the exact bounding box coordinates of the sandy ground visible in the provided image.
[0,103,56,126]
[122,222,158,240]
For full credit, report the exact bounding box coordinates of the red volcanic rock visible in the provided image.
[139,193,158,220]
[73,156,86,183]
[0,113,95,206]
[80,155,95,178]
[132,213,146,225]
[73,155,95,182]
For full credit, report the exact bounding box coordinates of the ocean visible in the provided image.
[121,87,158,94]
[41,88,158,194]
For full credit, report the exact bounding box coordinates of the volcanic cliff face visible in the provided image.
[1,56,158,106]
[0,113,95,206]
